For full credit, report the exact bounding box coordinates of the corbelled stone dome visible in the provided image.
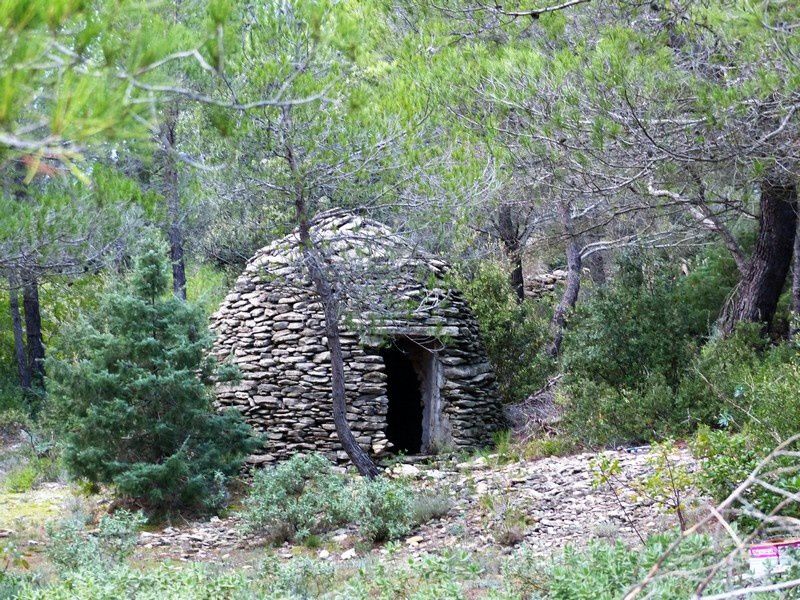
[210,210,502,465]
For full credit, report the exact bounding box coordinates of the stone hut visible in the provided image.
[210,211,502,465]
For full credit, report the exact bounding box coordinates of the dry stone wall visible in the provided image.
[524,269,567,299]
[210,211,503,465]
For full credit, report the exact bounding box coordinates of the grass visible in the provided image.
[467,430,579,466]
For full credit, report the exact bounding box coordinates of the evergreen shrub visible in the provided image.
[47,238,256,513]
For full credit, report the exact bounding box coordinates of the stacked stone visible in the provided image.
[210,211,503,466]
[524,269,567,299]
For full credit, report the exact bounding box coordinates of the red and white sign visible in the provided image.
[749,539,800,577]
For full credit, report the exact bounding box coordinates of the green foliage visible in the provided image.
[680,324,800,441]
[456,262,552,403]
[685,327,800,534]
[341,549,483,600]
[240,453,352,543]
[240,454,449,545]
[672,246,742,335]
[560,252,736,445]
[0,427,62,493]
[592,441,694,531]
[690,427,764,503]
[3,454,60,493]
[355,477,415,543]
[46,509,146,573]
[0,540,27,599]
[14,548,485,600]
[563,256,702,391]
[260,556,336,598]
[410,494,453,527]
[478,488,528,547]
[186,262,230,316]
[15,563,255,600]
[562,374,689,446]
[505,532,722,599]
[489,430,576,465]
[46,238,256,513]
[691,426,800,532]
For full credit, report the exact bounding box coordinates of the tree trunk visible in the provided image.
[304,249,380,478]
[22,273,45,389]
[546,200,582,358]
[298,229,381,478]
[7,273,31,389]
[790,208,800,340]
[160,106,187,300]
[719,173,798,337]
[496,203,525,302]
[285,117,379,478]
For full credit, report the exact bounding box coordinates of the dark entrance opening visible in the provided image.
[381,342,424,454]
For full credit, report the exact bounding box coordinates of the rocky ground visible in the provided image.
[134,447,697,563]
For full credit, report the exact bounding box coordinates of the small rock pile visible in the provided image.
[524,270,567,299]
[138,516,253,561]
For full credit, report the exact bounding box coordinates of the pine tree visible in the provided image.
[47,237,256,513]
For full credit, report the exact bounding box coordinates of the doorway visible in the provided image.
[380,338,441,454]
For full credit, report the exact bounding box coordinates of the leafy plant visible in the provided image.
[260,556,336,598]
[478,479,529,547]
[456,262,553,403]
[410,494,452,526]
[0,541,27,600]
[342,549,483,600]
[690,426,800,532]
[46,509,146,573]
[560,253,733,445]
[356,477,416,543]
[3,453,62,493]
[240,453,353,543]
[679,324,800,442]
[591,442,694,535]
[505,532,723,599]
[46,237,256,513]
[241,454,448,545]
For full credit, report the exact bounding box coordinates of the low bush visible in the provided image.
[1,541,28,600]
[592,440,695,532]
[45,509,146,573]
[559,374,687,446]
[490,431,577,464]
[15,563,255,600]
[240,454,451,545]
[690,427,765,505]
[341,549,483,599]
[504,532,723,599]
[410,494,452,526]
[3,452,62,493]
[356,477,416,543]
[679,324,800,441]
[0,405,26,439]
[690,426,800,532]
[478,489,529,547]
[3,463,38,494]
[240,453,352,543]
[15,549,484,600]
[559,251,737,446]
[260,556,336,598]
